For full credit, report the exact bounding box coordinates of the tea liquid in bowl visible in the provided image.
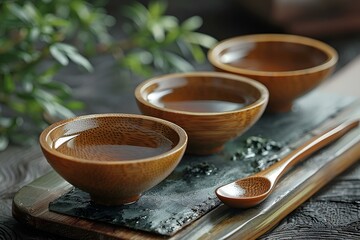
[146,77,258,113]
[221,42,328,72]
[52,118,175,161]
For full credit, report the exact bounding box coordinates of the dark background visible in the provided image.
[107,0,360,70]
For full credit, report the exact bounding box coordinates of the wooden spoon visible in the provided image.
[216,119,360,208]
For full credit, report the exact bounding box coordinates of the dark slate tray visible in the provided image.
[49,91,354,236]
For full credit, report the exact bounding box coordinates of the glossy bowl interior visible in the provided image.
[135,72,268,155]
[208,34,338,112]
[39,113,187,205]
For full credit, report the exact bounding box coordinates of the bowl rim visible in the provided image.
[134,71,269,116]
[39,113,188,164]
[208,33,338,77]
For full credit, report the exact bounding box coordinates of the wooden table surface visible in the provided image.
[260,56,360,239]
[1,53,360,239]
[1,6,360,237]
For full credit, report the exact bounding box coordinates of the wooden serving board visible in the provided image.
[12,97,360,240]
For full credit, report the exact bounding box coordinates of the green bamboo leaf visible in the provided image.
[164,52,194,72]
[52,43,93,71]
[41,81,72,98]
[50,44,69,66]
[25,99,43,116]
[41,101,57,118]
[122,3,149,28]
[53,102,75,119]
[128,50,153,64]
[184,32,218,48]
[150,22,165,42]
[7,3,31,24]
[148,0,166,19]
[70,1,91,24]
[159,16,178,29]
[38,64,61,83]
[164,28,180,44]
[29,27,40,41]
[33,88,57,103]
[188,43,206,62]
[121,53,152,77]
[181,16,203,31]
[176,40,205,62]
[56,43,93,72]
[23,2,40,23]
[44,14,69,27]
[42,25,54,35]
[175,40,192,58]
[152,50,167,70]
[41,101,74,120]
[66,51,93,72]
[22,78,34,93]
[17,51,34,63]
[65,100,84,110]
[54,43,76,53]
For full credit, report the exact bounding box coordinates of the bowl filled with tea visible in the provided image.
[208,34,338,112]
[135,72,268,155]
[39,113,187,205]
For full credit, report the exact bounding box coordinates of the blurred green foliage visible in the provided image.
[0,0,114,150]
[0,0,217,150]
[118,1,217,76]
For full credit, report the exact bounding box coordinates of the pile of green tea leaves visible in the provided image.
[231,136,284,173]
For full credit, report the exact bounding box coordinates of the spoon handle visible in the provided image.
[260,119,360,183]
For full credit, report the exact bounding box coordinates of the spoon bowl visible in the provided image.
[216,119,360,208]
[216,176,271,208]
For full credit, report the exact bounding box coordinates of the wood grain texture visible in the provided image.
[260,163,360,240]
[0,145,61,240]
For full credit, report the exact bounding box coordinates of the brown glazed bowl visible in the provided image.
[208,34,338,112]
[39,113,187,205]
[135,72,268,155]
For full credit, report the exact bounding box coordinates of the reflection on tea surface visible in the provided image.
[159,99,247,112]
[222,42,328,72]
[54,128,173,161]
[148,86,255,113]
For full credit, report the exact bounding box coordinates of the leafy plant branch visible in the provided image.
[0,0,217,150]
